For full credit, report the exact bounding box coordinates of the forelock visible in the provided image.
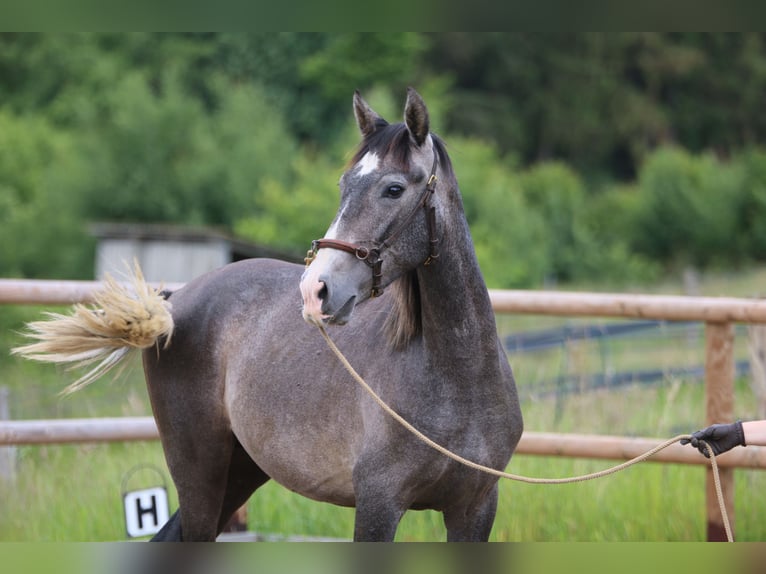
[349,123,413,171]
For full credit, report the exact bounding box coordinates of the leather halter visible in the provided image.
[305,149,439,297]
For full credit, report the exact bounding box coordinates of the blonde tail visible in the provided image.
[11,261,174,394]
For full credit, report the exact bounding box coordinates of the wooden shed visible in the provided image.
[91,222,300,283]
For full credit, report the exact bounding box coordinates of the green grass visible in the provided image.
[2,268,766,541]
[3,375,763,541]
[0,441,175,541]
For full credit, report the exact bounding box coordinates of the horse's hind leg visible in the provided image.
[153,425,233,541]
[151,509,183,541]
[215,435,271,534]
[145,362,268,540]
[150,432,269,542]
[150,436,269,541]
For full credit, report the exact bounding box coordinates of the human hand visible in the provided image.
[680,421,746,458]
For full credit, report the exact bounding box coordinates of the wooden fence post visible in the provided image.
[0,387,16,482]
[704,322,735,541]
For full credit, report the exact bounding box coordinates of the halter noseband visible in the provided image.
[305,149,440,298]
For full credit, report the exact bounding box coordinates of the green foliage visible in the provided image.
[583,184,661,285]
[204,80,297,223]
[233,150,341,253]
[736,148,766,261]
[76,69,210,223]
[426,33,766,181]
[71,71,295,228]
[632,147,745,269]
[0,111,93,278]
[2,33,766,284]
[518,162,594,282]
[299,33,427,104]
[450,138,549,287]
[454,151,659,288]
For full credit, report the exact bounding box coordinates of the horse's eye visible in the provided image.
[384,184,405,199]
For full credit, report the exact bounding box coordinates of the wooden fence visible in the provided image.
[2,279,766,541]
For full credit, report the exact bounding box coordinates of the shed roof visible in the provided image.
[90,222,301,263]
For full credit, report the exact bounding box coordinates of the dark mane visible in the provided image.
[383,272,421,350]
[354,125,453,350]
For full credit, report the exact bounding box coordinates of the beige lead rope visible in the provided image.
[317,325,733,542]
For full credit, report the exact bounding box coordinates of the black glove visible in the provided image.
[680,421,746,458]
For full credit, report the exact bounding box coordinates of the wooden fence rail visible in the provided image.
[3,278,766,541]
[2,416,765,468]
[0,417,160,445]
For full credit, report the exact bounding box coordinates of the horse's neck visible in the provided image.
[417,216,498,359]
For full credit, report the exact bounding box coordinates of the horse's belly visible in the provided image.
[227,393,359,507]
[244,437,357,506]
[276,467,356,507]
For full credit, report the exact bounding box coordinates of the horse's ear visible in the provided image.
[353,90,385,138]
[404,87,430,147]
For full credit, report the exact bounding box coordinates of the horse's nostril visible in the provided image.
[318,282,328,301]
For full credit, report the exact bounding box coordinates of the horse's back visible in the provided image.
[167,258,303,319]
[145,257,317,402]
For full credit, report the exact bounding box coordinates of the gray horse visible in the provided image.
[13,88,523,541]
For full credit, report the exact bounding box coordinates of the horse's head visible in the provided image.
[300,88,445,326]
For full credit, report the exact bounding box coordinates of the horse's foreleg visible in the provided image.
[353,497,405,541]
[443,483,499,542]
[352,463,407,541]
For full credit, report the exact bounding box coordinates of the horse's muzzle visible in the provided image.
[300,273,358,326]
[300,276,330,326]
[327,294,356,325]
[300,242,369,326]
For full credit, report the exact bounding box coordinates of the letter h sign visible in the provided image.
[123,486,170,538]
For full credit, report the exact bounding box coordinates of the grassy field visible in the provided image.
[2,267,766,542]
[2,376,764,542]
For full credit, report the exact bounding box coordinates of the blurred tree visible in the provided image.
[210,33,427,144]
[2,33,766,282]
[518,162,595,283]
[0,110,92,278]
[423,33,766,182]
[631,147,744,269]
[424,33,672,179]
[70,69,296,228]
[233,150,340,254]
[449,137,549,287]
[667,34,766,154]
[735,148,766,262]
[583,183,660,285]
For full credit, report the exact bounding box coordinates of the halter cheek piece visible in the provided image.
[305,149,439,298]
